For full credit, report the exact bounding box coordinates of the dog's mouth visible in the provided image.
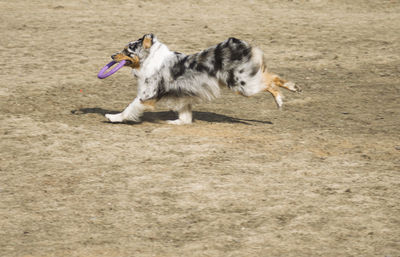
[112,53,140,68]
[123,59,133,65]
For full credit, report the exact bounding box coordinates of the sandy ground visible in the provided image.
[1,0,399,256]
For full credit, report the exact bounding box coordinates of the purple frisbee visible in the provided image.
[97,60,127,79]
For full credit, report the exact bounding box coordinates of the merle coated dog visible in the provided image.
[106,34,300,124]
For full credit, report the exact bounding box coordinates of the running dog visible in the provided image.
[106,33,301,124]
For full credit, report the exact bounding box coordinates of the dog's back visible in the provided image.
[153,38,266,102]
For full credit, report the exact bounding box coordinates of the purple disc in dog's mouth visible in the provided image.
[97,60,127,79]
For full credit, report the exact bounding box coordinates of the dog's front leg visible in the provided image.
[167,104,193,125]
[105,97,146,123]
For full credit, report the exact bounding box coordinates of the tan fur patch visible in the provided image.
[263,71,294,91]
[273,76,287,87]
[262,71,283,106]
[262,71,274,88]
[140,99,156,109]
[113,53,140,69]
[265,86,281,98]
[142,36,152,49]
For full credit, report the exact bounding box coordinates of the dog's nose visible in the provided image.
[111,54,117,60]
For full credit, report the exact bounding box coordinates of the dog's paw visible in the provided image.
[293,84,302,93]
[284,81,302,93]
[166,119,192,125]
[275,94,283,109]
[105,113,124,123]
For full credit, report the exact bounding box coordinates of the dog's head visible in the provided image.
[111,33,156,69]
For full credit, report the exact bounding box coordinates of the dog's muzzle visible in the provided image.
[111,53,140,68]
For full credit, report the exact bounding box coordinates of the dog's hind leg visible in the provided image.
[265,71,301,93]
[265,86,284,109]
[272,75,301,93]
[262,72,283,108]
[263,71,300,108]
[105,97,146,123]
[167,104,193,125]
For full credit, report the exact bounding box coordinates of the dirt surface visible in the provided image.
[1,0,399,256]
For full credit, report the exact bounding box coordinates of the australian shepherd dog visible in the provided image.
[105,33,301,124]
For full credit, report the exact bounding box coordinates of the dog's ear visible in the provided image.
[142,33,154,49]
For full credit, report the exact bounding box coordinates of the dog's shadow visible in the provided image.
[72,107,272,125]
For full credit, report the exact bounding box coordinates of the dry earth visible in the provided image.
[1,0,399,256]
